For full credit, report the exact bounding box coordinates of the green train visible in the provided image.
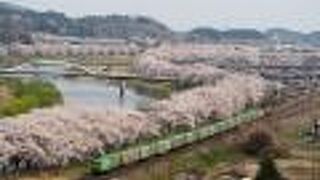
[91,108,263,174]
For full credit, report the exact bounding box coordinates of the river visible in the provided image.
[49,76,151,109]
[1,62,152,110]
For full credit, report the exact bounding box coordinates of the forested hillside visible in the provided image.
[0,2,172,43]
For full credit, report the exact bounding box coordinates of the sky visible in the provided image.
[2,0,320,32]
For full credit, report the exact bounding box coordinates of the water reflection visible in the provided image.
[1,63,152,110]
[47,77,150,109]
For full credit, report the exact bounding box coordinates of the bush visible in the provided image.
[0,78,62,117]
[241,130,273,156]
[255,155,284,180]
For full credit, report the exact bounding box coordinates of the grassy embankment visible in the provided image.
[0,78,62,117]
[127,79,173,99]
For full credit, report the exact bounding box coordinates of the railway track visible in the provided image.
[264,90,320,121]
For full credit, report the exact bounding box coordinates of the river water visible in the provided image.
[49,76,151,109]
[2,62,152,109]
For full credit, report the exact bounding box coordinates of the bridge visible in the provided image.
[0,61,174,82]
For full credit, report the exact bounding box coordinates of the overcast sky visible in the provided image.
[2,0,320,32]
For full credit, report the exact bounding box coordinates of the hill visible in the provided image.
[0,2,319,46]
[189,27,320,46]
[0,2,172,43]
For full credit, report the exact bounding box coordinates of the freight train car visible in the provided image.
[91,108,263,174]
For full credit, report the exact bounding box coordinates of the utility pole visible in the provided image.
[312,119,320,139]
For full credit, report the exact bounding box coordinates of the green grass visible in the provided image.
[198,145,243,167]
[0,78,62,117]
[170,145,244,173]
[127,80,172,99]
[127,79,173,99]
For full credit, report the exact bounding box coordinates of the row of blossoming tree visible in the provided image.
[0,71,269,172]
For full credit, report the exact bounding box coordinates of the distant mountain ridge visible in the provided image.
[0,2,319,46]
[188,27,320,46]
[0,2,172,43]
[0,2,30,13]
